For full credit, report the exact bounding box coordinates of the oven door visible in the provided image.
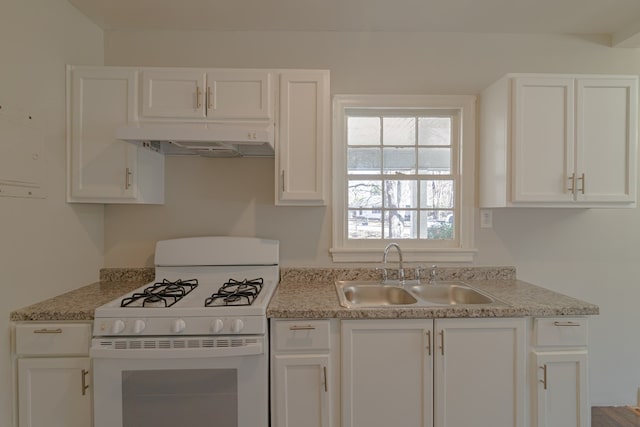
[91,335,268,427]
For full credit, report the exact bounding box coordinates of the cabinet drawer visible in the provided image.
[534,317,587,347]
[272,320,330,351]
[15,323,91,356]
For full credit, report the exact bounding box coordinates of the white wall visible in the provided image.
[102,30,640,405]
[0,1,104,425]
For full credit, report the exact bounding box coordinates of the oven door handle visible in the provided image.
[90,341,263,359]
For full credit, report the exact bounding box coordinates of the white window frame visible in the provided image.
[331,94,477,263]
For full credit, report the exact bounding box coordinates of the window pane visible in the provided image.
[418,117,451,146]
[383,209,417,239]
[383,147,416,174]
[420,180,454,209]
[383,117,415,146]
[348,147,381,174]
[348,117,380,146]
[348,209,382,239]
[418,147,451,174]
[420,211,454,240]
[383,210,415,239]
[383,180,417,209]
[348,180,382,208]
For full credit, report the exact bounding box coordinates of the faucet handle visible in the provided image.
[415,266,423,282]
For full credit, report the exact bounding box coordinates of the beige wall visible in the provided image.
[103,29,640,405]
[0,1,104,425]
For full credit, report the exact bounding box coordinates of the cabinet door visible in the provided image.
[341,320,433,427]
[533,351,589,427]
[206,70,272,120]
[434,318,525,427]
[141,69,207,118]
[272,354,331,427]
[276,70,329,205]
[69,67,138,201]
[512,77,575,203]
[18,357,91,427]
[576,78,637,203]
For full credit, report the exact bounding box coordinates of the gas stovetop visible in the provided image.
[92,237,279,337]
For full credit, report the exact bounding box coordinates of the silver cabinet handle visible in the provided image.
[439,330,445,356]
[196,86,203,109]
[578,173,585,194]
[289,325,316,331]
[323,366,328,392]
[81,369,90,396]
[567,173,576,193]
[553,321,581,327]
[539,365,547,390]
[33,328,62,334]
[281,170,286,192]
[125,168,133,189]
[207,86,213,110]
[426,330,432,356]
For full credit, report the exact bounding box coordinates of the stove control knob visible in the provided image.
[230,319,244,333]
[171,318,186,334]
[111,319,125,334]
[211,319,224,333]
[132,319,146,334]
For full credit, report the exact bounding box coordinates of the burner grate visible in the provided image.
[121,278,199,308]
[205,278,264,307]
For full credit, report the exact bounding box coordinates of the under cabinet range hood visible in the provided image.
[115,123,275,158]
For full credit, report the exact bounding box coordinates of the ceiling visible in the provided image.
[67,0,640,47]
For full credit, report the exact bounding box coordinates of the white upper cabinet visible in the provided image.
[480,74,637,208]
[141,69,273,120]
[68,66,328,205]
[67,66,164,204]
[276,70,330,206]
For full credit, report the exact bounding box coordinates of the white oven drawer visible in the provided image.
[534,317,588,347]
[272,319,330,351]
[15,323,91,356]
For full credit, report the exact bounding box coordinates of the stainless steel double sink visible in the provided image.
[335,280,503,308]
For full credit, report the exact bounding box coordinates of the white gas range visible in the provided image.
[91,236,279,427]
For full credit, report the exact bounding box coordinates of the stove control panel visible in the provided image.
[93,316,266,336]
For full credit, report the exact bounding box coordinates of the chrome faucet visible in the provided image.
[382,243,405,284]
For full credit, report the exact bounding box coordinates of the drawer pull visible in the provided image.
[289,325,316,331]
[33,328,63,334]
[553,321,581,327]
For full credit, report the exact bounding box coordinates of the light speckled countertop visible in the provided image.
[10,268,154,321]
[267,267,599,319]
[10,267,599,321]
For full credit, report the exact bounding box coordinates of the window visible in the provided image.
[331,95,477,262]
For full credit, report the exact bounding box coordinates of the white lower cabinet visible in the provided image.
[271,316,592,427]
[341,320,433,427]
[531,317,589,427]
[13,322,92,427]
[341,318,525,427]
[18,357,91,427]
[271,319,337,427]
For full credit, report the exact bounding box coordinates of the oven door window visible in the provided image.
[122,369,237,427]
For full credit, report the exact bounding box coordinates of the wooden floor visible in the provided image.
[592,406,640,427]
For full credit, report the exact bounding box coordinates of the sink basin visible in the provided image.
[408,283,494,305]
[335,280,502,308]
[338,282,418,308]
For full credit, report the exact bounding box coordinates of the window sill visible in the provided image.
[329,247,477,263]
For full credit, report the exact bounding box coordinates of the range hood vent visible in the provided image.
[115,123,275,158]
